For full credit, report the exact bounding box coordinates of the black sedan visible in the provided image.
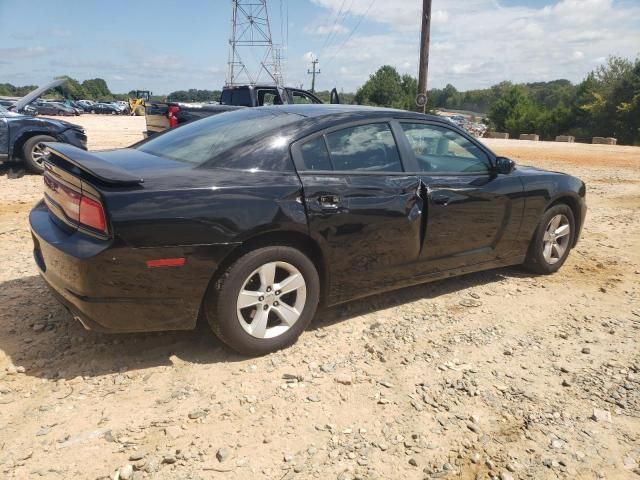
[88,103,120,115]
[30,105,586,355]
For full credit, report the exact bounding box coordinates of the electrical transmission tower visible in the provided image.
[226,0,283,86]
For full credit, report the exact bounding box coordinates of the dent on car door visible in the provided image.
[396,121,524,271]
[292,121,424,304]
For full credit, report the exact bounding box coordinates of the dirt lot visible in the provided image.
[1,115,639,480]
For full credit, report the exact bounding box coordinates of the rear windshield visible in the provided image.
[136,108,301,165]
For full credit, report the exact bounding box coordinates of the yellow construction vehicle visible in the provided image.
[128,90,152,116]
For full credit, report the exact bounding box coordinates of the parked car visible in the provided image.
[34,101,76,116]
[88,103,121,114]
[30,105,586,355]
[59,100,84,115]
[77,100,95,110]
[0,79,87,173]
[0,99,38,116]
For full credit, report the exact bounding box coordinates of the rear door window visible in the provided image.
[300,137,332,171]
[326,123,402,172]
[257,89,282,106]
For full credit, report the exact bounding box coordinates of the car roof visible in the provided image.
[260,104,442,122]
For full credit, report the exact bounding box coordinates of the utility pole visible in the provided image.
[416,0,432,113]
[307,58,320,93]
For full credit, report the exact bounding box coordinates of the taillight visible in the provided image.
[44,172,81,222]
[167,105,180,128]
[79,195,107,233]
[44,171,108,235]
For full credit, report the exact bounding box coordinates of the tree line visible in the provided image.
[354,56,640,145]
[3,55,638,145]
[0,77,114,100]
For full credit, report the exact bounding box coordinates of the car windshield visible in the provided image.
[136,108,302,165]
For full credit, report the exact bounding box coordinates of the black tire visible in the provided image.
[204,246,320,356]
[22,135,56,174]
[91,109,96,114]
[523,204,575,274]
[57,110,64,116]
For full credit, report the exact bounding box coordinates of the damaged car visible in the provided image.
[30,105,586,355]
[0,79,87,173]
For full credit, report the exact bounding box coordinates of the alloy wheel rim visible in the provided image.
[31,143,47,166]
[542,214,570,264]
[236,261,306,339]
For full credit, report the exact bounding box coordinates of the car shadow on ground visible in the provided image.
[0,267,527,380]
[0,165,28,179]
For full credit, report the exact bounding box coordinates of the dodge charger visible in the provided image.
[29,105,586,355]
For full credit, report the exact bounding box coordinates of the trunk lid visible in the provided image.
[44,143,144,185]
[42,143,190,237]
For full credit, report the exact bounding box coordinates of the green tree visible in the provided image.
[354,65,405,108]
[81,78,111,99]
[53,76,85,100]
[167,89,221,102]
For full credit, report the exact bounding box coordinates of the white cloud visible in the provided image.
[306,0,640,91]
[0,46,48,60]
[305,23,348,35]
[303,51,317,62]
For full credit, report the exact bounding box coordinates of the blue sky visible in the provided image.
[1,0,639,94]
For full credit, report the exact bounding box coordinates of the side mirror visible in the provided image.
[495,156,515,175]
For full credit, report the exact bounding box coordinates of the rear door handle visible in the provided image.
[318,194,340,209]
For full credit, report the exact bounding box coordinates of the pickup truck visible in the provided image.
[144,84,334,136]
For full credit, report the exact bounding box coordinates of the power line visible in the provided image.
[323,0,376,69]
[320,0,348,52]
[320,0,354,59]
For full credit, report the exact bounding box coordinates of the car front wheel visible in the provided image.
[204,246,320,355]
[523,204,575,274]
[22,135,56,174]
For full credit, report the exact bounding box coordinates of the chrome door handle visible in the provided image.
[318,194,340,209]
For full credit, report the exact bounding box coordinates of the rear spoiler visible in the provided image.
[44,143,144,186]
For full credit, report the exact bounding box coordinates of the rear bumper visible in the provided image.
[30,200,235,333]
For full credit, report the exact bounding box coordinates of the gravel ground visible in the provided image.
[0,115,639,480]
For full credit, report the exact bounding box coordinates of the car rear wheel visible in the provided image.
[57,110,63,116]
[204,246,320,355]
[22,135,56,174]
[523,204,575,274]
[90,109,96,114]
